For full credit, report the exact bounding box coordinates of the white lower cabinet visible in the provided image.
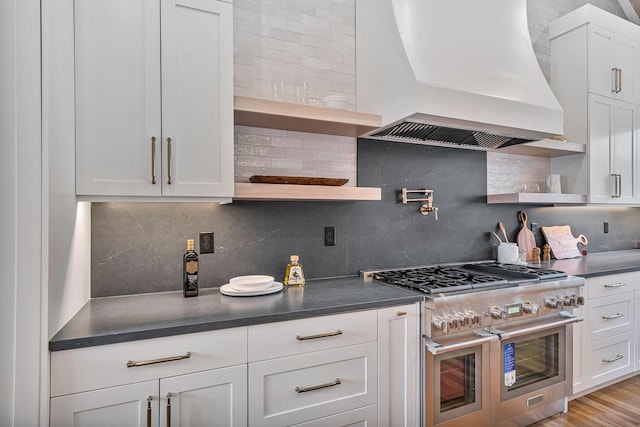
[376,305,419,427]
[50,327,248,427]
[573,272,637,395]
[50,305,420,427]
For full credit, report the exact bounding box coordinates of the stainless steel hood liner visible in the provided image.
[356,0,565,150]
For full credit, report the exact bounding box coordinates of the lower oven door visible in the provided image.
[489,313,582,427]
[425,333,495,427]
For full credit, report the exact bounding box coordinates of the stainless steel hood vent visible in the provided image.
[356,0,565,150]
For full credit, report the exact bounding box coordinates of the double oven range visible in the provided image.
[364,262,585,427]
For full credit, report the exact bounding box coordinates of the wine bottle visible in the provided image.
[183,239,199,297]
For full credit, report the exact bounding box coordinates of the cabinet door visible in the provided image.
[50,380,158,427]
[160,0,234,197]
[377,304,419,427]
[589,25,638,103]
[588,94,614,203]
[75,0,162,196]
[160,365,247,427]
[636,291,640,372]
[588,94,637,203]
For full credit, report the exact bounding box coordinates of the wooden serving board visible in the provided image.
[541,225,588,259]
[516,211,536,261]
[249,175,349,186]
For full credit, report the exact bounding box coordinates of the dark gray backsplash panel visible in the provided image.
[92,139,640,297]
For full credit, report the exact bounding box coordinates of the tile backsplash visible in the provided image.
[486,152,551,195]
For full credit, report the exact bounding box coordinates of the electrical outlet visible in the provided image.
[200,232,214,253]
[530,222,538,238]
[324,227,335,246]
[604,221,609,234]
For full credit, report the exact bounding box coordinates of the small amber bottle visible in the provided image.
[284,255,305,286]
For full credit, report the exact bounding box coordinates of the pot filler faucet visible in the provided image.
[401,188,438,219]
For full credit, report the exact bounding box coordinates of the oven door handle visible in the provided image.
[492,312,583,340]
[425,330,498,355]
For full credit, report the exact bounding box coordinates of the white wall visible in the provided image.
[0,0,45,425]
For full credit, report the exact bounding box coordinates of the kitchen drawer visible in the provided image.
[248,342,378,427]
[51,327,247,397]
[291,404,378,427]
[248,310,377,362]
[586,272,636,299]
[587,293,634,341]
[587,331,634,388]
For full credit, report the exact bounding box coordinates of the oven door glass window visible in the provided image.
[500,326,566,401]
[434,346,482,424]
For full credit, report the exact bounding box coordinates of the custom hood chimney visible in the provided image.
[356,0,564,150]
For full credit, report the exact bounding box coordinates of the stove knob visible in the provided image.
[522,302,539,314]
[489,306,507,320]
[545,297,562,310]
[562,295,576,306]
[448,317,459,330]
[433,317,448,333]
[472,313,482,326]
[576,295,585,306]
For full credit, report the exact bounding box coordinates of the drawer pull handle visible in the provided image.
[151,136,157,185]
[146,396,153,427]
[603,354,623,363]
[166,393,172,427]
[296,330,342,341]
[295,378,341,393]
[602,313,623,320]
[604,282,626,288]
[127,351,191,368]
[397,311,407,316]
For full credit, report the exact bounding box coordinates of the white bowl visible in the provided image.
[229,275,274,291]
[322,95,347,110]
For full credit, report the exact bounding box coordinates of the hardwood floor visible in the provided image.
[530,374,640,426]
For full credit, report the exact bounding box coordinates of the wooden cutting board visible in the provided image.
[516,211,536,261]
[541,225,588,259]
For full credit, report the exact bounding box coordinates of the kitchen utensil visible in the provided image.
[492,231,503,243]
[497,242,519,263]
[516,211,536,261]
[220,281,283,296]
[546,174,561,193]
[499,222,509,243]
[249,175,349,186]
[229,275,274,291]
[541,225,588,259]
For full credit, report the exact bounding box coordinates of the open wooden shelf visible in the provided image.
[498,138,586,157]
[487,192,586,204]
[234,96,382,137]
[233,183,381,201]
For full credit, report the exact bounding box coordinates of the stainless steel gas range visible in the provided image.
[363,262,585,427]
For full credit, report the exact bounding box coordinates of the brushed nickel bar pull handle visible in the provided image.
[295,378,341,393]
[146,396,153,427]
[618,68,622,93]
[603,354,623,363]
[127,351,191,368]
[397,311,407,316]
[167,137,172,184]
[602,313,623,320]
[151,136,157,184]
[611,174,621,197]
[604,282,626,288]
[166,393,172,427]
[612,68,618,92]
[296,330,342,341]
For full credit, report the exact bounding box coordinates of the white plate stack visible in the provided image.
[220,275,283,297]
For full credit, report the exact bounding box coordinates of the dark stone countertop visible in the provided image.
[49,276,421,351]
[547,249,640,278]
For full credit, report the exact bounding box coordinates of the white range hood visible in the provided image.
[356,0,564,150]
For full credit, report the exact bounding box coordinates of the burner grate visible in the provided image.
[372,267,508,294]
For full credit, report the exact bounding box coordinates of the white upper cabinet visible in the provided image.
[589,25,638,104]
[588,95,638,204]
[550,5,640,205]
[73,0,233,199]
